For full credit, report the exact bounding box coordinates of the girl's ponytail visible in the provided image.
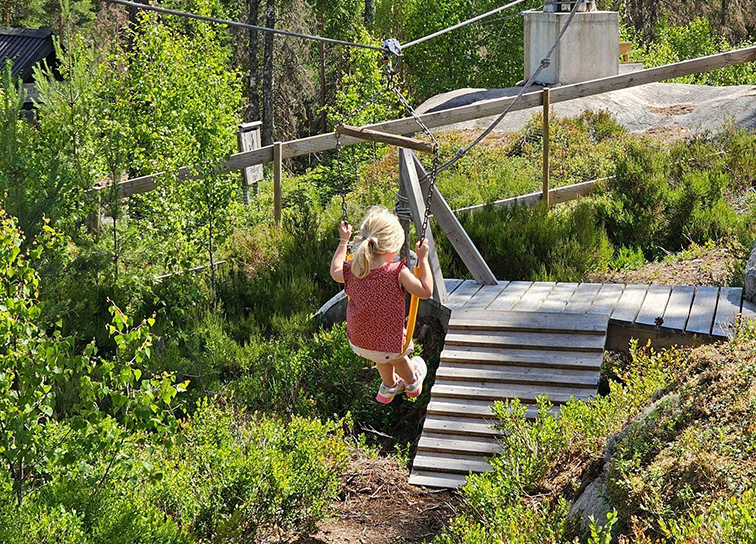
[350,207,405,279]
[351,237,373,279]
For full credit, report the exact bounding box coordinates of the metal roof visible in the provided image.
[0,27,54,82]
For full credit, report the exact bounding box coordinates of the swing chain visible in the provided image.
[419,147,440,243]
[336,131,348,223]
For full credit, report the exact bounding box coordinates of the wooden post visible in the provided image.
[542,87,551,208]
[397,149,411,263]
[237,121,263,205]
[399,149,448,304]
[411,153,497,286]
[273,141,282,225]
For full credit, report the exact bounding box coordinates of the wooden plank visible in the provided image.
[686,286,720,335]
[542,87,551,207]
[489,281,533,310]
[462,281,509,310]
[448,309,609,333]
[435,363,600,387]
[118,47,756,191]
[713,287,743,338]
[421,416,499,437]
[588,283,625,316]
[426,397,557,419]
[273,141,282,225]
[441,346,603,370]
[635,285,672,327]
[408,470,467,488]
[447,280,482,309]
[444,330,606,352]
[454,179,602,215]
[400,149,448,303]
[417,433,501,455]
[563,283,603,314]
[336,124,435,153]
[431,380,597,404]
[511,282,556,311]
[661,285,695,331]
[538,282,579,312]
[412,452,492,474]
[412,154,497,285]
[237,121,262,205]
[611,284,649,324]
[444,279,464,295]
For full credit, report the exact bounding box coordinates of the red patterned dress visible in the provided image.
[343,259,406,354]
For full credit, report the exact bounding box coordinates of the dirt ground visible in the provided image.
[295,452,460,544]
[586,245,737,286]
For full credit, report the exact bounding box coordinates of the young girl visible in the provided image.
[330,206,434,403]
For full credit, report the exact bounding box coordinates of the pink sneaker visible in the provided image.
[376,380,405,404]
[405,356,427,398]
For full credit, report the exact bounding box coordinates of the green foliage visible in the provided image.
[435,201,613,281]
[434,341,689,543]
[633,18,756,86]
[149,399,349,541]
[385,0,543,101]
[0,214,183,506]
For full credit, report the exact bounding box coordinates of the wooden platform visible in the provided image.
[409,309,608,489]
[409,279,753,489]
[441,280,755,347]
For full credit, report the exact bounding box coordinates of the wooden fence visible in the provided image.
[97,45,756,222]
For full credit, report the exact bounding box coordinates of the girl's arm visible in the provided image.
[330,221,352,283]
[399,239,434,299]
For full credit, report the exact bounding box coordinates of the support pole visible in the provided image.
[396,149,411,263]
[273,141,282,225]
[400,149,448,304]
[542,87,551,208]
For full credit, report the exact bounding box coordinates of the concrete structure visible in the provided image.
[524,10,619,85]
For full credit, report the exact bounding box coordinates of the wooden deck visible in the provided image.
[440,279,755,348]
[409,279,754,489]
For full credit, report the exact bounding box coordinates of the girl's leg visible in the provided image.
[389,355,416,384]
[376,361,399,387]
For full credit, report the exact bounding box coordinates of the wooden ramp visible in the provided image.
[409,309,608,489]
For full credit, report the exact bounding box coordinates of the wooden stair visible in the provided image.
[409,309,608,489]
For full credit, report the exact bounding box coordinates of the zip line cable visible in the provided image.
[401,0,531,49]
[431,0,586,177]
[103,0,386,52]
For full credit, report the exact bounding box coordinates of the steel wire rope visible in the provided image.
[401,0,532,49]
[429,0,586,179]
[104,0,387,52]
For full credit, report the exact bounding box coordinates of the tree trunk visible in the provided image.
[247,0,261,122]
[364,0,374,26]
[319,14,326,133]
[261,0,276,146]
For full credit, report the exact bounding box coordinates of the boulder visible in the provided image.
[746,241,756,303]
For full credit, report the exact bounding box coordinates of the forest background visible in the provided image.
[2,0,756,542]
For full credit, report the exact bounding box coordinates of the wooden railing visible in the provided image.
[98,45,756,219]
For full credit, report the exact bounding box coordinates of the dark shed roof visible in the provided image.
[0,27,54,82]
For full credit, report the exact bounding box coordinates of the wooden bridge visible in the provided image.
[408,279,755,488]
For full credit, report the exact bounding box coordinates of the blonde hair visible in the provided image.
[351,206,405,279]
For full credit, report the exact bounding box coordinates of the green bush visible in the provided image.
[434,341,689,543]
[148,399,349,541]
[435,201,613,281]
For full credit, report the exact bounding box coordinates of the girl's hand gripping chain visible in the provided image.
[339,220,353,242]
[330,221,352,283]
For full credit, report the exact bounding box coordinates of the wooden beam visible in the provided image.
[336,125,435,154]
[453,177,607,215]
[411,153,497,286]
[542,87,551,208]
[273,142,282,225]
[400,149,448,304]
[115,45,756,192]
